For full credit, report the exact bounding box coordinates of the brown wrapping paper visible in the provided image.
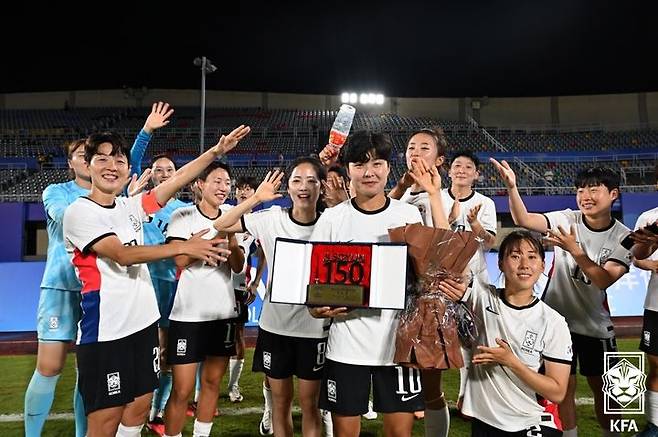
[388,224,480,369]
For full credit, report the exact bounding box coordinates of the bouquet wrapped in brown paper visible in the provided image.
[388,223,480,369]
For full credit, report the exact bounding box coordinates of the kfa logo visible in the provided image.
[520,331,538,354]
[602,352,646,432]
[176,339,187,356]
[263,351,272,370]
[48,316,59,330]
[598,248,612,265]
[644,330,651,347]
[107,372,121,395]
[129,214,141,232]
[327,379,337,402]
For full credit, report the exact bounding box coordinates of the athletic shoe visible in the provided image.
[362,400,377,420]
[146,416,166,436]
[259,408,273,435]
[228,384,244,403]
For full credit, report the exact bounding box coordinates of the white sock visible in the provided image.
[424,406,449,437]
[227,358,244,389]
[193,419,213,437]
[562,428,578,437]
[163,434,182,437]
[115,423,144,437]
[263,381,273,411]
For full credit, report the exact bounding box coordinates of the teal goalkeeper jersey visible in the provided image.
[145,198,188,281]
[40,180,89,290]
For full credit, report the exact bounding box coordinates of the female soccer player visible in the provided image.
[459,231,572,436]
[213,157,328,437]
[309,131,465,437]
[63,125,249,437]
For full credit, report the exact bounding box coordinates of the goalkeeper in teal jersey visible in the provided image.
[24,138,91,437]
[24,102,174,437]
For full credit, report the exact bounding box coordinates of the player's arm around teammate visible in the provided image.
[62,126,249,437]
[491,158,627,289]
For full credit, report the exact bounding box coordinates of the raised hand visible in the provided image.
[490,158,517,189]
[127,168,153,197]
[210,125,251,156]
[448,199,461,224]
[143,102,175,134]
[466,204,482,224]
[408,158,441,195]
[183,229,231,267]
[544,224,581,255]
[255,170,285,202]
[322,173,349,207]
[318,144,340,167]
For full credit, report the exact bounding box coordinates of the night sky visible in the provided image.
[2,2,657,97]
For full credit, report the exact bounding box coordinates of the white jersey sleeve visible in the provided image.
[542,313,573,364]
[309,206,336,241]
[64,200,115,254]
[543,208,573,232]
[242,205,281,243]
[166,208,191,241]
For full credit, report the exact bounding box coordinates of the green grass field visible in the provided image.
[0,339,648,436]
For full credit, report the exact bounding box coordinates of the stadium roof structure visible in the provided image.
[2,2,658,97]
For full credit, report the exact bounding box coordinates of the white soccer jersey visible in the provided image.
[232,232,257,291]
[400,187,496,282]
[167,204,237,322]
[461,281,572,432]
[635,207,658,312]
[310,198,422,366]
[543,209,632,338]
[242,205,327,338]
[63,193,161,344]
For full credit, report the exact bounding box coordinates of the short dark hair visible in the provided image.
[450,150,480,168]
[286,156,327,182]
[498,230,545,265]
[341,130,392,165]
[150,153,176,169]
[236,175,258,190]
[63,138,86,159]
[85,132,130,164]
[574,167,621,192]
[407,127,448,157]
[198,161,232,181]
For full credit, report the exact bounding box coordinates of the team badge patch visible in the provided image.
[48,316,59,330]
[521,331,538,354]
[129,214,141,232]
[176,339,187,356]
[107,372,121,395]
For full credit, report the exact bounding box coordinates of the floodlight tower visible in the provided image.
[193,56,218,153]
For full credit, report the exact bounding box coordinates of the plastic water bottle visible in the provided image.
[328,104,356,148]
